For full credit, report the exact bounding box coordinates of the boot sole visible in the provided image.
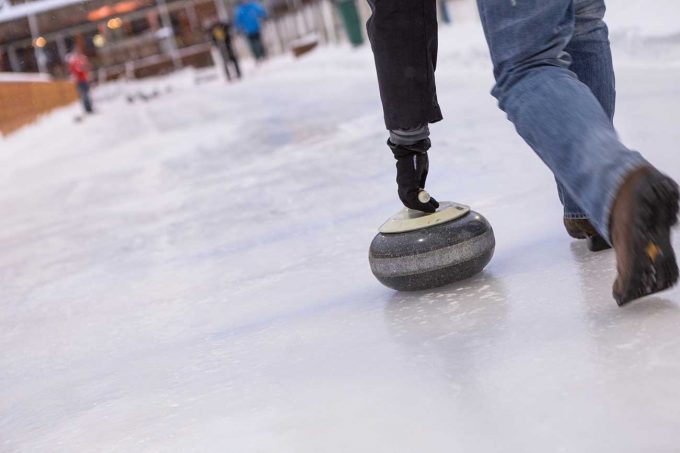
[587,235,612,252]
[614,173,679,306]
[564,219,611,251]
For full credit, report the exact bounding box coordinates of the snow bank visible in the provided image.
[0,72,51,82]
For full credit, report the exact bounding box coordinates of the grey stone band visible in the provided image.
[370,229,495,278]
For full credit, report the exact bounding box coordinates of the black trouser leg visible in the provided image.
[226,46,242,78]
[219,46,232,80]
[255,33,266,59]
[366,0,442,131]
[224,61,232,81]
[231,57,242,78]
[258,33,266,59]
[248,33,265,60]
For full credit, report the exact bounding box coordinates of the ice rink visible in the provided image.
[2,3,680,452]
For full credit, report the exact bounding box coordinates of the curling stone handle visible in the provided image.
[418,190,431,204]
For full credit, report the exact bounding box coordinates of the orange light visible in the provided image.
[34,36,47,48]
[88,6,113,21]
[107,17,123,30]
[114,1,138,14]
[87,1,139,21]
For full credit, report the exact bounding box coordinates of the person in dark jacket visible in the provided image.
[206,19,241,81]
[234,0,268,61]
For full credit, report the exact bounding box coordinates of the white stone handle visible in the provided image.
[418,190,431,204]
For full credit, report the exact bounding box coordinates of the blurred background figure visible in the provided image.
[65,39,94,114]
[234,0,268,62]
[205,18,241,82]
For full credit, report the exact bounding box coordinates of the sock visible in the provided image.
[389,124,430,146]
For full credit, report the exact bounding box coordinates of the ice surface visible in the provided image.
[2,4,680,452]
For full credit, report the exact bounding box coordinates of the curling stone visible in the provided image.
[369,192,495,291]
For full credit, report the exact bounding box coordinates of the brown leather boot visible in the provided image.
[610,166,679,305]
[563,218,611,252]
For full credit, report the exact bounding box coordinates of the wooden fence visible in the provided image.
[0,79,78,136]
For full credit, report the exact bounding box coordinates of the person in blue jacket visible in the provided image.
[234,0,268,61]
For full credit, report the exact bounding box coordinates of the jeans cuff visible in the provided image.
[563,213,589,220]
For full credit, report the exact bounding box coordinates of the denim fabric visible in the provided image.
[246,32,267,60]
[557,0,616,219]
[476,0,647,241]
[77,81,93,113]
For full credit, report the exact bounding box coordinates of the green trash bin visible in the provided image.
[335,0,365,47]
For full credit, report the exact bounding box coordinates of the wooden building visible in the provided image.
[0,0,354,80]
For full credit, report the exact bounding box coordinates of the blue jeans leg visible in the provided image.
[77,81,93,113]
[557,0,616,220]
[476,0,647,242]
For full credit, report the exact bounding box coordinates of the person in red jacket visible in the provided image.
[66,42,93,114]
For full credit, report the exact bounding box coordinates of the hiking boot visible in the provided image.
[610,166,679,306]
[564,218,611,252]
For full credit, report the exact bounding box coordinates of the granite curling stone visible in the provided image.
[369,201,495,291]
